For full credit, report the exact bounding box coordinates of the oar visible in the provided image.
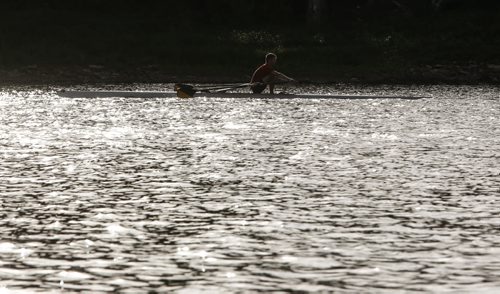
[174,83,253,98]
[174,79,302,98]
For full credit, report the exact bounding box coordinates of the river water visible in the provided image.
[0,84,499,293]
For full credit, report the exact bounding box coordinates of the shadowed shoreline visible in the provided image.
[1,64,499,86]
[1,1,499,86]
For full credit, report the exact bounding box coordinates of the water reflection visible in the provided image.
[0,85,499,292]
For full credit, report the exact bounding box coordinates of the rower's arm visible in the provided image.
[273,70,295,82]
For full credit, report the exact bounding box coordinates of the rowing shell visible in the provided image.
[57,90,427,100]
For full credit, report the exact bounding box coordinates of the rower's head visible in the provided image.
[265,53,277,66]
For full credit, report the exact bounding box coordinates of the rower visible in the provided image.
[250,53,295,94]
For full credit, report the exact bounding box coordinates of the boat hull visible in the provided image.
[57,90,426,100]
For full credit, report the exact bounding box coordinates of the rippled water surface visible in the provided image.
[0,84,499,293]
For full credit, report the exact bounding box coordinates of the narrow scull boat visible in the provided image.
[58,90,427,100]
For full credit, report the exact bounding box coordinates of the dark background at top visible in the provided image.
[1,0,499,83]
[2,0,499,25]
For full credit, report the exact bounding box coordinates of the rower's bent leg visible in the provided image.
[251,83,266,94]
[263,75,277,95]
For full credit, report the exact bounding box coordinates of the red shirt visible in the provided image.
[251,64,274,83]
